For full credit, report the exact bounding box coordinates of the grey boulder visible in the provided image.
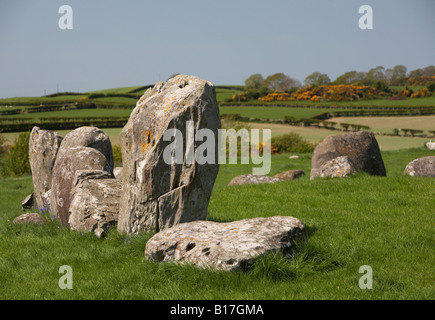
[145,216,307,271]
[404,156,435,177]
[13,213,47,225]
[68,170,121,237]
[311,131,386,180]
[315,156,357,179]
[228,174,282,186]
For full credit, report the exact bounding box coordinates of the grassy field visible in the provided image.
[0,108,133,119]
[328,115,435,135]
[244,123,430,150]
[226,95,435,108]
[220,106,334,120]
[0,147,434,299]
[0,86,241,106]
[2,123,431,151]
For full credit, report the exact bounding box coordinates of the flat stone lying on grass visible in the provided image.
[316,156,357,179]
[145,216,307,271]
[13,213,47,225]
[404,156,435,177]
[228,174,282,186]
[273,170,305,180]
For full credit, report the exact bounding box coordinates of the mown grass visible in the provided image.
[0,147,434,299]
[0,109,133,119]
[220,106,336,120]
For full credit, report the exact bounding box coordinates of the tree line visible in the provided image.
[244,65,435,93]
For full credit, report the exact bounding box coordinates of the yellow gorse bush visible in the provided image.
[256,141,279,155]
[258,84,380,102]
[410,87,431,98]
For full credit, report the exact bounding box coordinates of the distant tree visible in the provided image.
[334,70,366,84]
[427,82,435,93]
[408,68,424,79]
[304,72,331,86]
[245,74,264,91]
[374,80,390,93]
[384,68,394,83]
[393,65,407,78]
[422,65,435,77]
[264,73,301,92]
[364,66,385,84]
[388,65,407,85]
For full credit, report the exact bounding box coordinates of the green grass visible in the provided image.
[223,95,435,108]
[220,106,335,120]
[0,108,133,119]
[215,87,244,102]
[0,147,434,299]
[86,86,145,95]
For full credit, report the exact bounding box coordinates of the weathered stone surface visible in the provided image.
[273,170,305,180]
[311,131,386,180]
[51,146,113,228]
[29,127,63,209]
[426,142,435,151]
[13,213,47,225]
[404,156,435,177]
[55,126,114,169]
[145,216,307,271]
[228,174,282,186]
[118,75,221,234]
[315,156,357,179]
[69,170,121,237]
[113,167,123,179]
[21,193,34,210]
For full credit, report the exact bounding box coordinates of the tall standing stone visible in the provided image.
[28,127,63,210]
[118,75,221,235]
[51,127,114,228]
[311,131,386,179]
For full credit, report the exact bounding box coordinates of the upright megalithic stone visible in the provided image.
[51,127,114,227]
[118,75,221,235]
[28,127,63,210]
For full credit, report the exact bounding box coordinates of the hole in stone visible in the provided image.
[226,258,236,265]
[186,242,196,252]
[179,80,188,88]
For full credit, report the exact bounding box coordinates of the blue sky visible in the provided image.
[0,0,434,98]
